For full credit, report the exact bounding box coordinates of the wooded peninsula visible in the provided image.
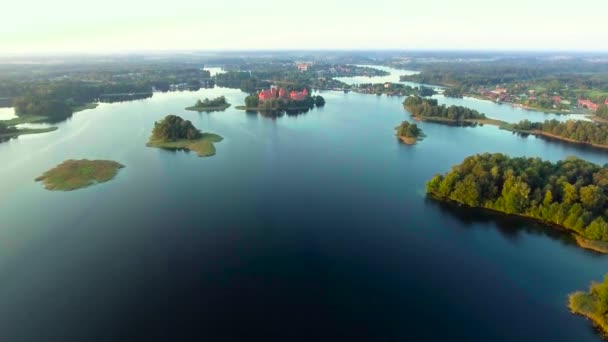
[427,153,608,250]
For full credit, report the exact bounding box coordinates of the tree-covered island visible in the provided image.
[569,275,608,336]
[427,153,608,252]
[35,159,124,191]
[403,96,503,126]
[146,114,223,157]
[185,96,231,112]
[236,86,325,114]
[395,121,424,145]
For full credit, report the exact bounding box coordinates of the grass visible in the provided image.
[411,115,508,128]
[574,236,608,253]
[398,136,418,145]
[72,103,98,113]
[146,133,223,157]
[569,289,608,336]
[185,103,231,112]
[0,115,48,126]
[0,127,58,140]
[35,159,124,191]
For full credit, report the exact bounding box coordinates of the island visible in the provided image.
[350,83,435,97]
[395,120,424,145]
[35,159,124,191]
[507,119,608,150]
[0,119,57,142]
[146,114,223,157]
[185,96,231,112]
[403,96,502,126]
[235,86,325,113]
[426,153,608,252]
[569,275,608,335]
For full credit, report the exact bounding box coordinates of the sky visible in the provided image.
[2,0,607,54]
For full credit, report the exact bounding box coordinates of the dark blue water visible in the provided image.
[0,82,607,341]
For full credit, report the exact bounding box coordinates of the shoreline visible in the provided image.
[427,194,608,254]
[568,291,608,336]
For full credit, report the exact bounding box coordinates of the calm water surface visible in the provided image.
[0,70,607,341]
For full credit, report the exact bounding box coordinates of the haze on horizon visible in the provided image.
[2,0,607,54]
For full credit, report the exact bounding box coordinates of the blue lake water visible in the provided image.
[0,69,607,341]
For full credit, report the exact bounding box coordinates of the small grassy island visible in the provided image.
[569,275,608,335]
[427,153,608,252]
[146,114,223,157]
[35,159,124,191]
[396,120,424,145]
[185,96,231,112]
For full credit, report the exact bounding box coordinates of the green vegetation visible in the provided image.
[443,87,464,98]
[237,95,325,113]
[351,83,435,97]
[146,114,223,157]
[400,58,608,112]
[596,105,608,119]
[0,115,58,141]
[403,96,487,125]
[395,121,424,145]
[427,153,608,244]
[185,96,231,112]
[510,119,608,148]
[315,95,326,107]
[35,159,124,191]
[569,275,608,335]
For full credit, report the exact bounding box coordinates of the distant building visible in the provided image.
[578,99,598,111]
[289,88,308,100]
[552,96,562,104]
[258,86,308,102]
[258,86,277,101]
[297,64,309,72]
[605,98,608,106]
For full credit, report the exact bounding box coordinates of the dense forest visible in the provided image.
[512,119,608,146]
[151,115,202,141]
[427,153,608,242]
[403,96,487,121]
[5,66,212,120]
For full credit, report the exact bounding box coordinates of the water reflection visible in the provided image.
[425,197,601,254]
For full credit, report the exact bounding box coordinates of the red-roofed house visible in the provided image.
[578,99,599,111]
[258,87,277,101]
[289,88,308,101]
[552,96,561,104]
[605,98,608,105]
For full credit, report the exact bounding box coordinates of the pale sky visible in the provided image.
[2,0,607,54]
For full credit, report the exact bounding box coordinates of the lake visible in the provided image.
[0,68,607,341]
